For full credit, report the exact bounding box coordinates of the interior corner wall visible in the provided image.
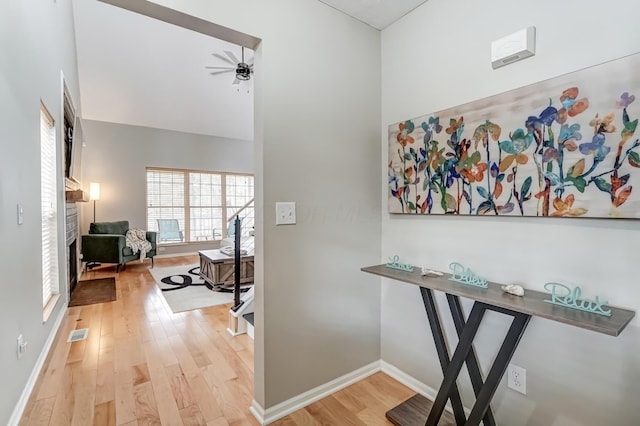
[381,1,640,425]
[101,0,383,409]
[78,119,254,255]
[0,0,81,423]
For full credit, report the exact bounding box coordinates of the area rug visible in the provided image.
[149,264,237,313]
[69,278,117,307]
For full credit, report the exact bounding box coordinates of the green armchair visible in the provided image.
[81,221,156,272]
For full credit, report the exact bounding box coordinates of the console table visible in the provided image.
[362,264,635,426]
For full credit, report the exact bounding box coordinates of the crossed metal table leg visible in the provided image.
[386,287,531,426]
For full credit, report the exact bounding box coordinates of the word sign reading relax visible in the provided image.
[544,282,612,317]
[449,262,488,288]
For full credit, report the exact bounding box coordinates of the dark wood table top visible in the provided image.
[362,264,635,337]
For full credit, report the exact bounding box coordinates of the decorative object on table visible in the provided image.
[544,282,612,317]
[501,284,525,296]
[388,53,640,218]
[385,255,413,272]
[421,267,444,277]
[448,262,488,288]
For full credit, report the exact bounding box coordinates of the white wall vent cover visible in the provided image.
[491,26,536,69]
[67,328,89,342]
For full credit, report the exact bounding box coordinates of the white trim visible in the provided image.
[226,327,244,337]
[8,306,66,426]
[249,400,266,425]
[380,360,467,417]
[250,360,381,425]
[380,360,439,400]
[153,251,199,259]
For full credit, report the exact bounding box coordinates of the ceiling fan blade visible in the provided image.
[232,78,241,85]
[209,70,235,75]
[224,50,240,64]
[205,66,235,70]
[212,53,235,65]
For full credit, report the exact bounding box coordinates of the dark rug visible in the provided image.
[69,278,117,307]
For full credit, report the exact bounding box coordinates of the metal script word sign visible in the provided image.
[386,255,413,272]
[449,262,488,288]
[544,282,612,317]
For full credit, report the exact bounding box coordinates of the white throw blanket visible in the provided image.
[125,228,152,261]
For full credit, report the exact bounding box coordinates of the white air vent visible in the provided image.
[491,26,536,69]
[67,328,89,343]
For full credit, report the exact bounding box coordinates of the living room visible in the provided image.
[3,0,640,425]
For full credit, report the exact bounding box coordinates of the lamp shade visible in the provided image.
[89,182,101,201]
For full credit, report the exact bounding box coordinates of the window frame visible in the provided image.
[41,101,60,317]
[146,167,254,244]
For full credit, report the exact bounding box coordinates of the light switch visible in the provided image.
[275,202,296,225]
[17,204,24,225]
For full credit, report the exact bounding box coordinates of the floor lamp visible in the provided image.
[87,182,101,269]
[89,182,100,223]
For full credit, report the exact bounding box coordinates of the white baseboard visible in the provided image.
[380,360,439,400]
[226,327,244,337]
[250,360,381,425]
[154,251,199,259]
[8,306,67,426]
[380,360,466,417]
[249,400,266,425]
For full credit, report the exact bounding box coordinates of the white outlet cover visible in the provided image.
[507,363,527,394]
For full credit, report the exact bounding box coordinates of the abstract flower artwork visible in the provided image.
[388,53,640,218]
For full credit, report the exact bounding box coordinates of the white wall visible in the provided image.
[381,1,640,425]
[142,0,383,410]
[0,0,80,423]
[79,119,253,255]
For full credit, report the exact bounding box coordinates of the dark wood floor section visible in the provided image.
[19,255,422,425]
[386,394,455,426]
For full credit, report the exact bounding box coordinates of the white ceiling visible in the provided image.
[317,0,429,30]
[72,0,427,142]
[72,0,255,141]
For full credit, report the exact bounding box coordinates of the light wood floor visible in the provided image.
[19,255,416,425]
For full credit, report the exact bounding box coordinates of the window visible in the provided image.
[41,102,59,309]
[146,168,254,243]
[226,174,255,238]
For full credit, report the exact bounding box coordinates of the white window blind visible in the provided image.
[189,171,222,241]
[41,103,59,308]
[146,168,253,243]
[146,169,185,234]
[226,174,255,238]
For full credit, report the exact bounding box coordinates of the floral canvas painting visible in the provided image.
[388,53,640,218]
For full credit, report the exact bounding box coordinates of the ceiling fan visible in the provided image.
[206,46,253,85]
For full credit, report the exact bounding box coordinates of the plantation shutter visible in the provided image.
[41,103,59,307]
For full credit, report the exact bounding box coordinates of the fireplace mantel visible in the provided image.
[66,190,89,203]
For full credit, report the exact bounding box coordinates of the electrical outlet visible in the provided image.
[507,364,526,394]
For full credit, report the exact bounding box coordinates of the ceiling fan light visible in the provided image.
[235,64,251,81]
